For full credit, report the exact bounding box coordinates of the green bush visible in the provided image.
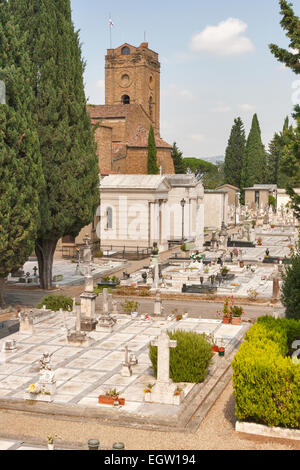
[232,316,300,429]
[281,242,300,320]
[37,294,73,312]
[149,330,213,383]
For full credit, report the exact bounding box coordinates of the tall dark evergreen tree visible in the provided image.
[241,114,266,189]
[10,0,100,288]
[269,0,300,220]
[266,117,293,186]
[147,125,159,174]
[269,0,300,75]
[171,142,185,174]
[224,117,246,188]
[0,0,43,305]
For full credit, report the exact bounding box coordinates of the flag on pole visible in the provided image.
[109,18,114,27]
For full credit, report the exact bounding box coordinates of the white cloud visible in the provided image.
[162,84,193,100]
[210,102,231,113]
[238,103,255,111]
[190,18,254,56]
[190,133,205,142]
[96,79,105,89]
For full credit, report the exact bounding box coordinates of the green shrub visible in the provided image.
[149,330,213,383]
[281,241,300,320]
[232,316,300,429]
[37,294,73,312]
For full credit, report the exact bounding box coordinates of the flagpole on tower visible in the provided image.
[109,13,113,49]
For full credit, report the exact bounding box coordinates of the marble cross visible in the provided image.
[151,330,177,384]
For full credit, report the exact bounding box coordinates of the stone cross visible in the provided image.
[151,330,177,385]
[121,345,132,377]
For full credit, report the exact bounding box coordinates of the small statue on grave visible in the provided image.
[39,352,55,383]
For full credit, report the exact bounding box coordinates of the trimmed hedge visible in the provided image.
[232,316,300,429]
[149,330,213,383]
[37,294,73,312]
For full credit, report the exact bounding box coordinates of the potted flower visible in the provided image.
[176,314,183,321]
[218,346,225,357]
[28,383,41,397]
[46,434,60,451]
[221,266,229,277]
[217,297,233,324]
[247,289,258,301]
[98,388,123,406]
[207,334,219,352]
[230,305,243,325]
[257,237,263,246]
[144,383,154,394]
[121,300,139,318]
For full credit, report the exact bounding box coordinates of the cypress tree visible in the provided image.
[224,117,246,188]
[171,142,185,174]
[266,133,282,184]
[269,1,300,219]
[147,124,159,174]
[241,114,266,189]
[0,0,43,305]
[10,0,99,288]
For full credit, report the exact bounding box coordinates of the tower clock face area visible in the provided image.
[120,73,131,88]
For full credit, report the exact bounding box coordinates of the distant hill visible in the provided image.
[201,155,224,164]
[184,155,224,165]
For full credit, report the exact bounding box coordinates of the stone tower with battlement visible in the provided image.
[105,42,160,131]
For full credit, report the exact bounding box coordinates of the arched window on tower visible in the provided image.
[149,96,153,118]
[122,95,130,105]
[121,46,130,55]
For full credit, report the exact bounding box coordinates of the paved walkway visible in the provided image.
[0,381,298,450]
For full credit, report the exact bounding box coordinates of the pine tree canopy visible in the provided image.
[269,0,300,75]
[269,1,300,219]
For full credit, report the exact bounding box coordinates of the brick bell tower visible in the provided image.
[105,42,160,131]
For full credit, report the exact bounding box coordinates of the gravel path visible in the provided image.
[0,382,298,450]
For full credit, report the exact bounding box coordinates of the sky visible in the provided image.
[71,0,300,161]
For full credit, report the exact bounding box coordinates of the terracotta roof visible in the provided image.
[87,104,136,119]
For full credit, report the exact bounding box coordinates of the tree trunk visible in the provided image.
[0,278,6,308]
[35,239,58,290]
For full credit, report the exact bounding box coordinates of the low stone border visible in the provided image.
[236,421,300,441]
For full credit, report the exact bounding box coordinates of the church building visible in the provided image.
[87,42,175,175]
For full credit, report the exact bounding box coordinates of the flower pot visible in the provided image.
[131,312,138,319]
[98,395,118,406]
[212,345,219,353]
[118,398,125,406]
[239,262,244,268]
[218,348,225,357]
[232,317,241,325]
[47,444,54,451]
[222,317,231,324]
